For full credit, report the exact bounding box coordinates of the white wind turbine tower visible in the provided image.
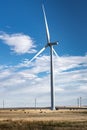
[29,5,58,110]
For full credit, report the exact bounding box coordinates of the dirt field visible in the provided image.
[0,108,87,130]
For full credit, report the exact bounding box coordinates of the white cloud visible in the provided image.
[0,53,87,107]
[54,55,87,72]
[0,32,36,54]
[79,86,87,91]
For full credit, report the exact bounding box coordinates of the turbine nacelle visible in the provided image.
[48,42,58,46]
[45,41,58,48]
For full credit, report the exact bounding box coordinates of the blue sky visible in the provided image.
[0,0,87,108]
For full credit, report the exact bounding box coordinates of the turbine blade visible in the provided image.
[52,47,60,58]
[42,4,50,43]
[29,47,46,63]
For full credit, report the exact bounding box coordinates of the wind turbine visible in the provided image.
[29,5,58,110]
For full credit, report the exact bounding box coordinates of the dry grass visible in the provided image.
[0,109,87,130]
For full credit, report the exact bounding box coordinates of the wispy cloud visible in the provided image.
[0,32,36,54]
[0,53,87,107]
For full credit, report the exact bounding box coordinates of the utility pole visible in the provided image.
[77,98,79,107]
[80,97,82,107]
[35,98,37,109]
[3,100,4,109]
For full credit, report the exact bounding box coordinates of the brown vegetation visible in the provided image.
[0,109,87,130]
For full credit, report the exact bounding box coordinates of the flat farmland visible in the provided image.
[0,108,87,130]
